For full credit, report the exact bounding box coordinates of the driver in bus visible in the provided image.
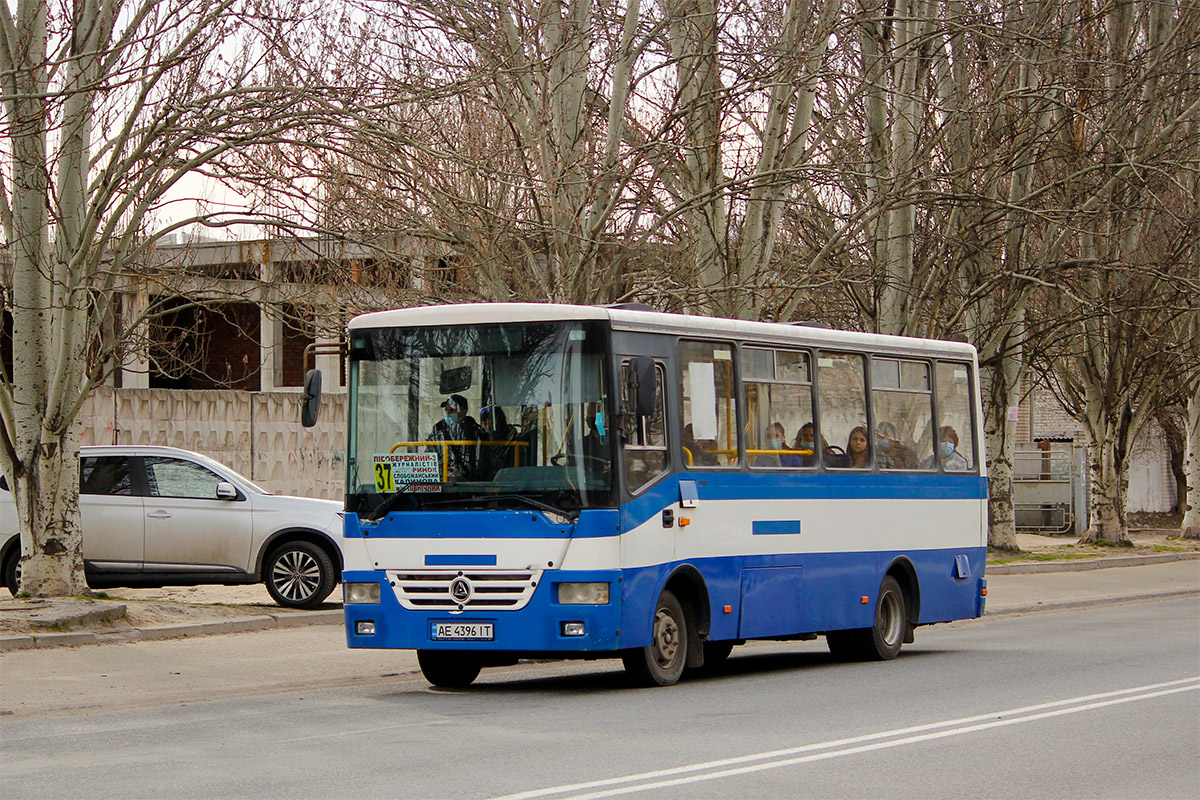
[428,394,482,480]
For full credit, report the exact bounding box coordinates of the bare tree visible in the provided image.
[0,0,342,596]
[1022,1,1200,544]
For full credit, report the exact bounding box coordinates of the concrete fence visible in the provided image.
[80,387,347,500]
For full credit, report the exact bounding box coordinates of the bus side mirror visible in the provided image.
[301,369,322,427]
[627,357,656,418]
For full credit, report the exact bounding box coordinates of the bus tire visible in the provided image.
[827,575,907,661]
[418,650,483,688]
[622,589,689,686]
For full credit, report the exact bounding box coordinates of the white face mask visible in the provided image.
[768,438,784,450]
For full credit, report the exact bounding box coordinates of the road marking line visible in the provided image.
[489,677,1200,800]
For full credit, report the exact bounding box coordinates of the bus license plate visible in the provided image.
[431,622,494,641]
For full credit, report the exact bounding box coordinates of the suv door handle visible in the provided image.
[146,510,172,519]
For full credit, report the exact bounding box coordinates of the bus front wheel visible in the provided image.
[418,650,483,688]
[623,589,689,687]
[827,575,907,661]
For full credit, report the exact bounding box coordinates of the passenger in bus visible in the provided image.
[428,394,483,480]
[846,426,871,468]
[796,422,848,467]
[753,422,788,466]
[875,421,916,469]
[479,406,518,479]
[578,406,612,481]
[790,423,818,467]
[682,424,719,467]
[922,425,970,471]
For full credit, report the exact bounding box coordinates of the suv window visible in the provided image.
[144,456,226,499]
[80,457,134,495]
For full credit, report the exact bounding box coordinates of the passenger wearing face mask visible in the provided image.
[427,394,483,480]
[789,422,818,467]
[922,425,969,471]
[875,421,916,470]
[754,421,788,466]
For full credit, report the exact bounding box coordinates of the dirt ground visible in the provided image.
[2,513,1196,639]
[1008,512,1199,562]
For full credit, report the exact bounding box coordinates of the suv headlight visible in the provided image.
[344,583,381,604]
[557,582,610,605]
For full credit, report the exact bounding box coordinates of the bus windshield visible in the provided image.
[346,320,614,518]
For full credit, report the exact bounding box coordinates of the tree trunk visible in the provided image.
[1081,432,1130,545]
[981,358,1021,552]
[1156,409,1188,516]
[1184,387,1200,539]
[10,429,88,595]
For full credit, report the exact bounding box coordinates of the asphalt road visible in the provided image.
[2,598,1198,799]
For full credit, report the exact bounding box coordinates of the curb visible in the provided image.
[986,551,1200,575]
[0,609,342,652]
[985,588,1200,616]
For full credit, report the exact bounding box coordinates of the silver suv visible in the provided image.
[1,446,344,609]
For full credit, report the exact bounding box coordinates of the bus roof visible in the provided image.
[347,303,978,359]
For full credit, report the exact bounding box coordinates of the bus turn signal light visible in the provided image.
[861,596,869,604]
[679,518,691,527]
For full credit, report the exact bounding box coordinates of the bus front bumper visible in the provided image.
[341,569,624,652]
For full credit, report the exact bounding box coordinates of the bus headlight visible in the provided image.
[344,583,382,604]
[557,582,610,605]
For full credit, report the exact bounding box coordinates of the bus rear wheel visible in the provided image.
[418,650,483,688]
[623,589,689,687]
[827,575,907,661]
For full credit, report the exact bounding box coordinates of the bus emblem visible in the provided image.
[450,577,472,604]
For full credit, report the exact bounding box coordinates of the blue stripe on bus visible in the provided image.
[623,472,987,535]
[425,554,497,566]
[752,520,801,535]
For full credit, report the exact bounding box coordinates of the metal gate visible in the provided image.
[1013,441,1088,536]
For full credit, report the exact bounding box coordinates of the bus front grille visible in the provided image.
[387,570,542,612]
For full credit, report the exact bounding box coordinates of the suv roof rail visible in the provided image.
[605,302,657,312]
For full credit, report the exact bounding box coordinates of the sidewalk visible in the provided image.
[2,553,1196,652]
[984,558,1199,615]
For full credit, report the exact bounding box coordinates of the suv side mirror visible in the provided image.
[627,357,657,418]
[301,369,322,427]
[216,482,239,500]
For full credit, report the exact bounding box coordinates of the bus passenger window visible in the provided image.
[817,353,867,469]
[622,363,669,493]
[934,362,976,471]
[743,348,814,468]
[871,358,934,470]
[679,341,739,466]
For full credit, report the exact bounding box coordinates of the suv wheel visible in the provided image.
[263,540,336,609]
[3,549,20,596]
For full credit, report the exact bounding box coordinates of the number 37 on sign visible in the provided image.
[373,452,441,492]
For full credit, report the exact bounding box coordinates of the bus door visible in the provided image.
[618,356,674,567]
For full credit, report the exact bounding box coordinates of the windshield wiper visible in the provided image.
[423,493,578,523]
[363,482,455,521]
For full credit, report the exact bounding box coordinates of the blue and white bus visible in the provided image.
[323,303,987,687]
